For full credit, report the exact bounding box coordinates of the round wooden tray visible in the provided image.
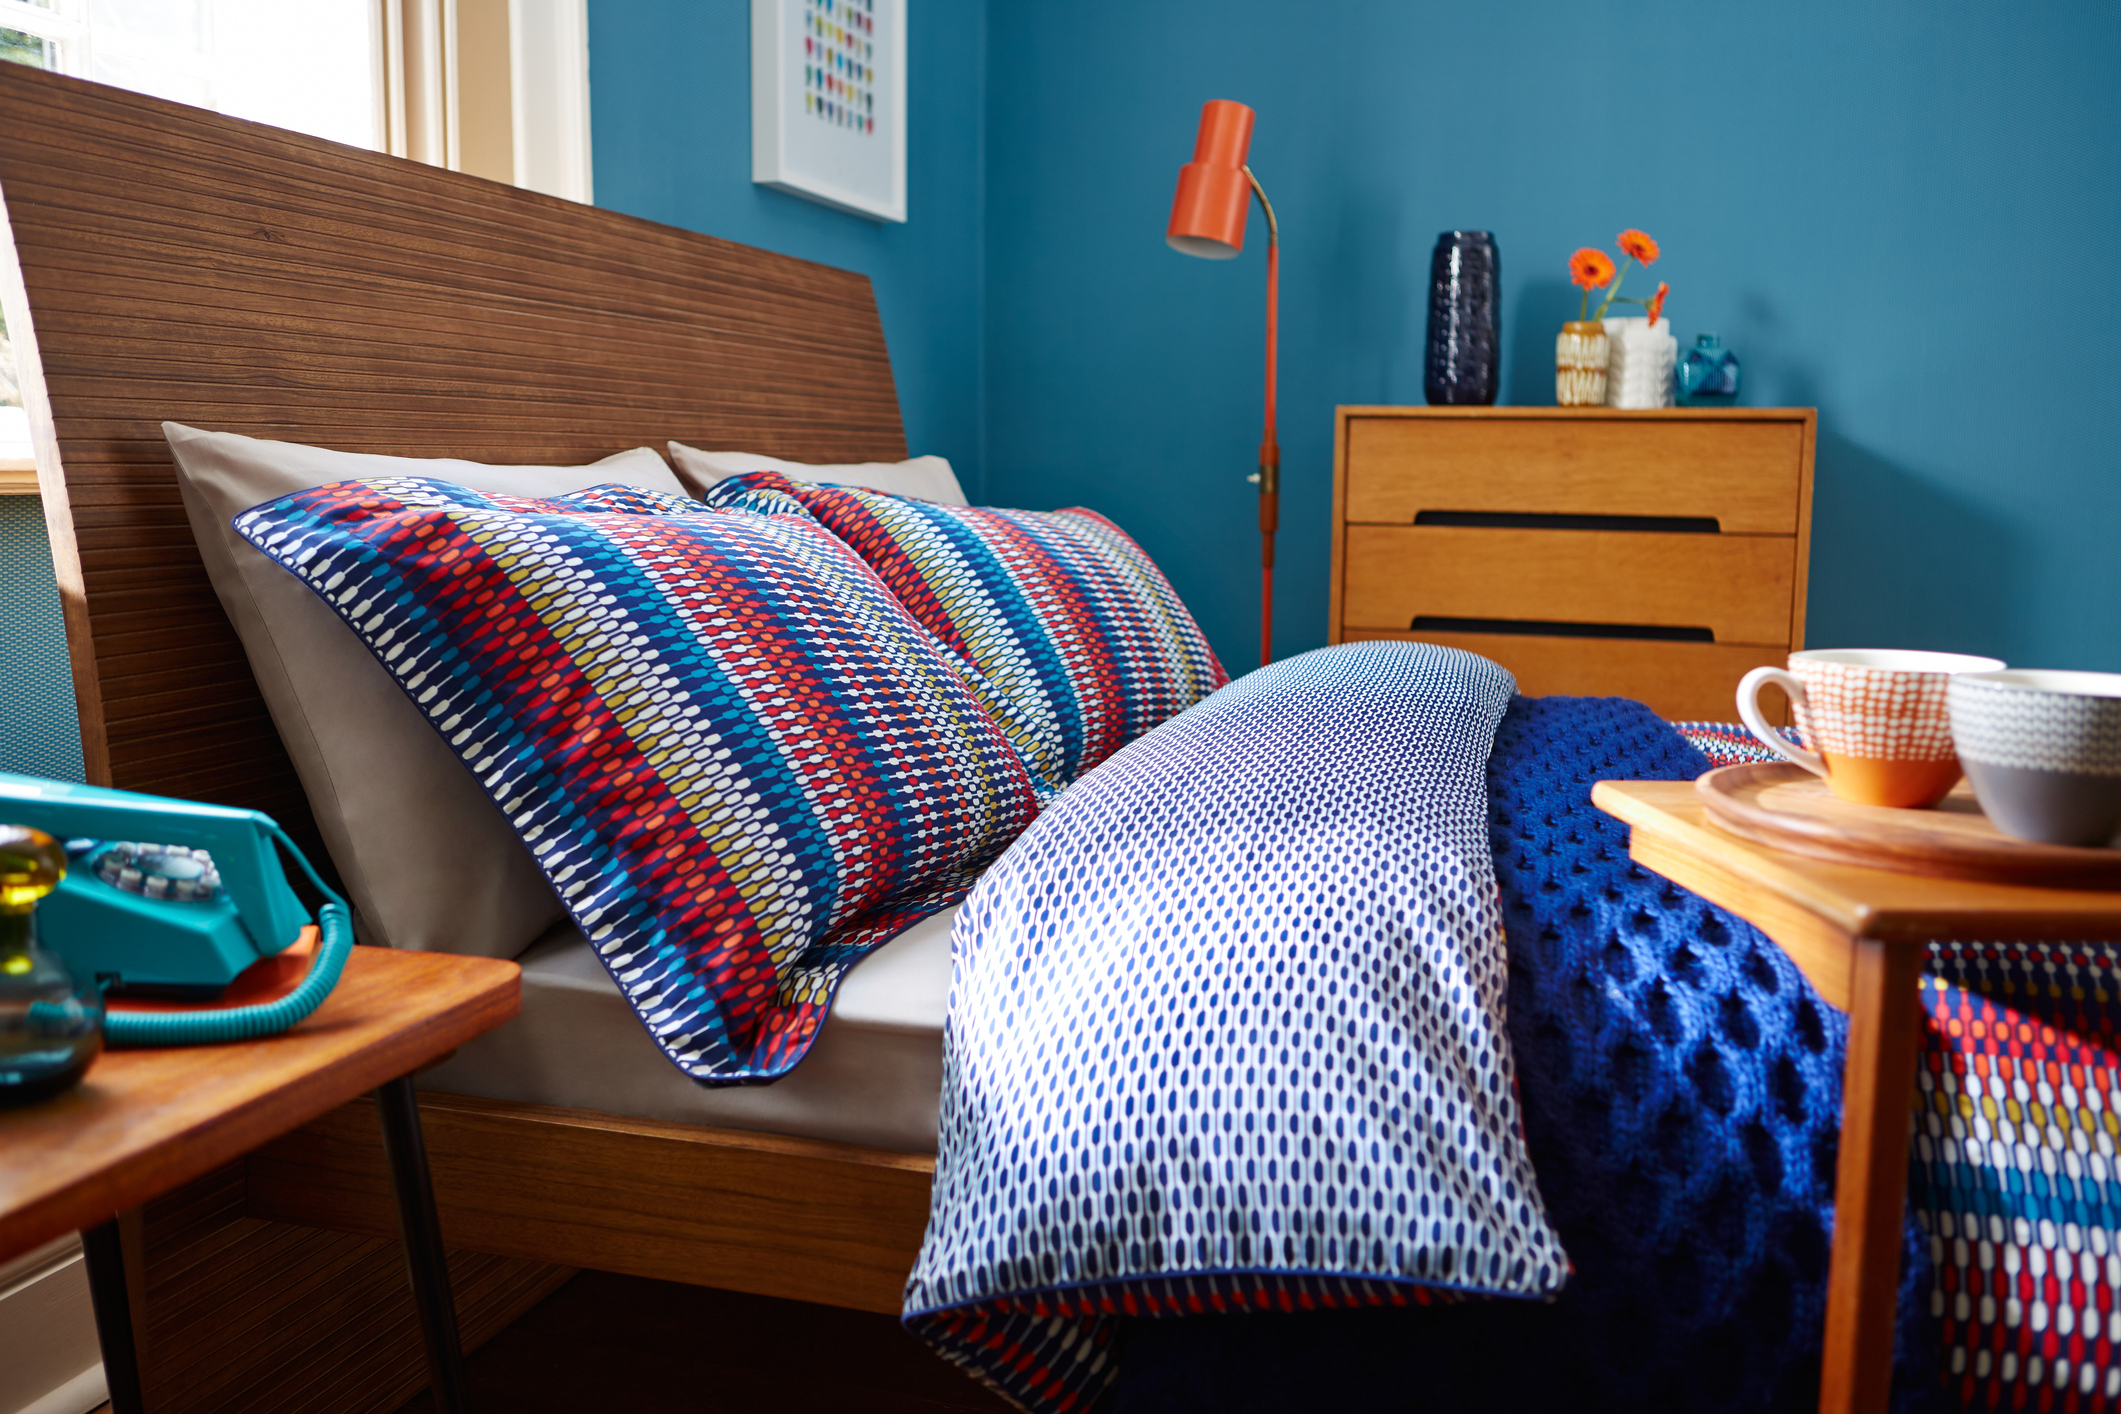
[1696,762,2121,888]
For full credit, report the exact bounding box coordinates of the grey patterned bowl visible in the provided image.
[1949,670,2121,847]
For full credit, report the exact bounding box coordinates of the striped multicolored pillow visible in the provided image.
[237,478,1040,1084]
[704,471,1229,792]
[1671,719,1807,767]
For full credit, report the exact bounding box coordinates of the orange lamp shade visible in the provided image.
[1167,100,1255,259]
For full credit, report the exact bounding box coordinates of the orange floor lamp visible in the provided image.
[1166,98,1279,668]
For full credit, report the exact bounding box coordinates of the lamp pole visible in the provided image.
[1246,167,1278,668]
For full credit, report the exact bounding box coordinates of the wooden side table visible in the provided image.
[1594,780,2121,1414]
[0,945,520,1414]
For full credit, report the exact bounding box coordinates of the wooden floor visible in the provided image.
[389,1271,1011,1413]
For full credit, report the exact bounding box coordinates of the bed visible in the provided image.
[0,59,951,1408]
[4,58,2112,1414]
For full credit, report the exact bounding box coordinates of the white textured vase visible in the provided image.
[1555,321,1609,407]
[1603,316,1679,409]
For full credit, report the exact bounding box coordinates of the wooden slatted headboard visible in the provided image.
[0,63,906,852]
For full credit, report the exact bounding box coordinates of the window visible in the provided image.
[0,0,590,469]
[0,0,590,199]
[0,0,381,149]
[1,1,78,83]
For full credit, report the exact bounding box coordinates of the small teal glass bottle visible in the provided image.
[0,824,103,1105]
[1677,333,1741,406]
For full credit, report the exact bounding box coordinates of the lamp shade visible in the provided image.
[1167,100,1255,259]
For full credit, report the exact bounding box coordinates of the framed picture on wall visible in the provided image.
[751,0,906,222]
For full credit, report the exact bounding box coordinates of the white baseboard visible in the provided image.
[0,1237,106,1414]
[15,1367,105,1414]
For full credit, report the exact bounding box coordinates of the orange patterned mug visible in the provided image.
[1736,649,2006,808]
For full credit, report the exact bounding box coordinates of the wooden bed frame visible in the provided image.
[0,62,933,1410]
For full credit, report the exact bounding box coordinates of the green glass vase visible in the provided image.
[0,824,103,1104]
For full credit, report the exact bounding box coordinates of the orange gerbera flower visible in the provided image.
[1645,281,1669,327]
[1568,247,1616,289]
[1617,229,1660,264]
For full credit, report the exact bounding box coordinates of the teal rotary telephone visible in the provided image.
[0,772,352,1045]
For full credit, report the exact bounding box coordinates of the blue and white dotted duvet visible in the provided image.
[904,642,1569,1413]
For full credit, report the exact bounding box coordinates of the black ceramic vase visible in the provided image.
[1424,231,1500,406]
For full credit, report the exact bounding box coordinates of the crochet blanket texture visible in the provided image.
[1111,694,1946,1413]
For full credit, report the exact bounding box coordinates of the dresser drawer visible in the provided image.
[1329,408,1815,717]
[1343,416,1805,534]
[1342,525,1797,645]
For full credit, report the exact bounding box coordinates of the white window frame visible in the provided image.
[382,0,589,203]
[508,0,590,205]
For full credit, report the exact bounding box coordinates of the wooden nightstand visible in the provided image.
[1330,407,1816,720]
[1593,780,2121,1414]
[0,946,520,1414]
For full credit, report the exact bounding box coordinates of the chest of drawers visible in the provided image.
[1329,407,1816,721]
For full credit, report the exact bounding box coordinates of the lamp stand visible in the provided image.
[1245,166,1279,668]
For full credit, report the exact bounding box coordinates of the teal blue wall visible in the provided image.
[5,0,2112,776]
[979,1,2120,672]
[0,496,83,782]
[589,0,991,496]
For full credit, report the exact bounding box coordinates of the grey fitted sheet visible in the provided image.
[418,906,956,1154]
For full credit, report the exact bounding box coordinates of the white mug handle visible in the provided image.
[1735,666,1828,777]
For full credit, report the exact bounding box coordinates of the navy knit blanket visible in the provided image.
[1113,694,1947,1413]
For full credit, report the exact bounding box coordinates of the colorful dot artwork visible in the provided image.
[802,0,876,135]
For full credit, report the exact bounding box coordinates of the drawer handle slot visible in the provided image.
[1412,511,1721,534]
[1411,615,1716,644]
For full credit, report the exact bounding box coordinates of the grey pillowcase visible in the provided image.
[166,421,687,959]
[665,441,969,505]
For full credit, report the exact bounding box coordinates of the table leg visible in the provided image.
[81,1218,146,1414]
[375,1075,471,1414]
[1818,934,1927,1414]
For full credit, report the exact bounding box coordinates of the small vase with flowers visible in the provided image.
[1556,231,1673,408]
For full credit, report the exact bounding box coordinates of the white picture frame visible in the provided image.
[750,0,906,223]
